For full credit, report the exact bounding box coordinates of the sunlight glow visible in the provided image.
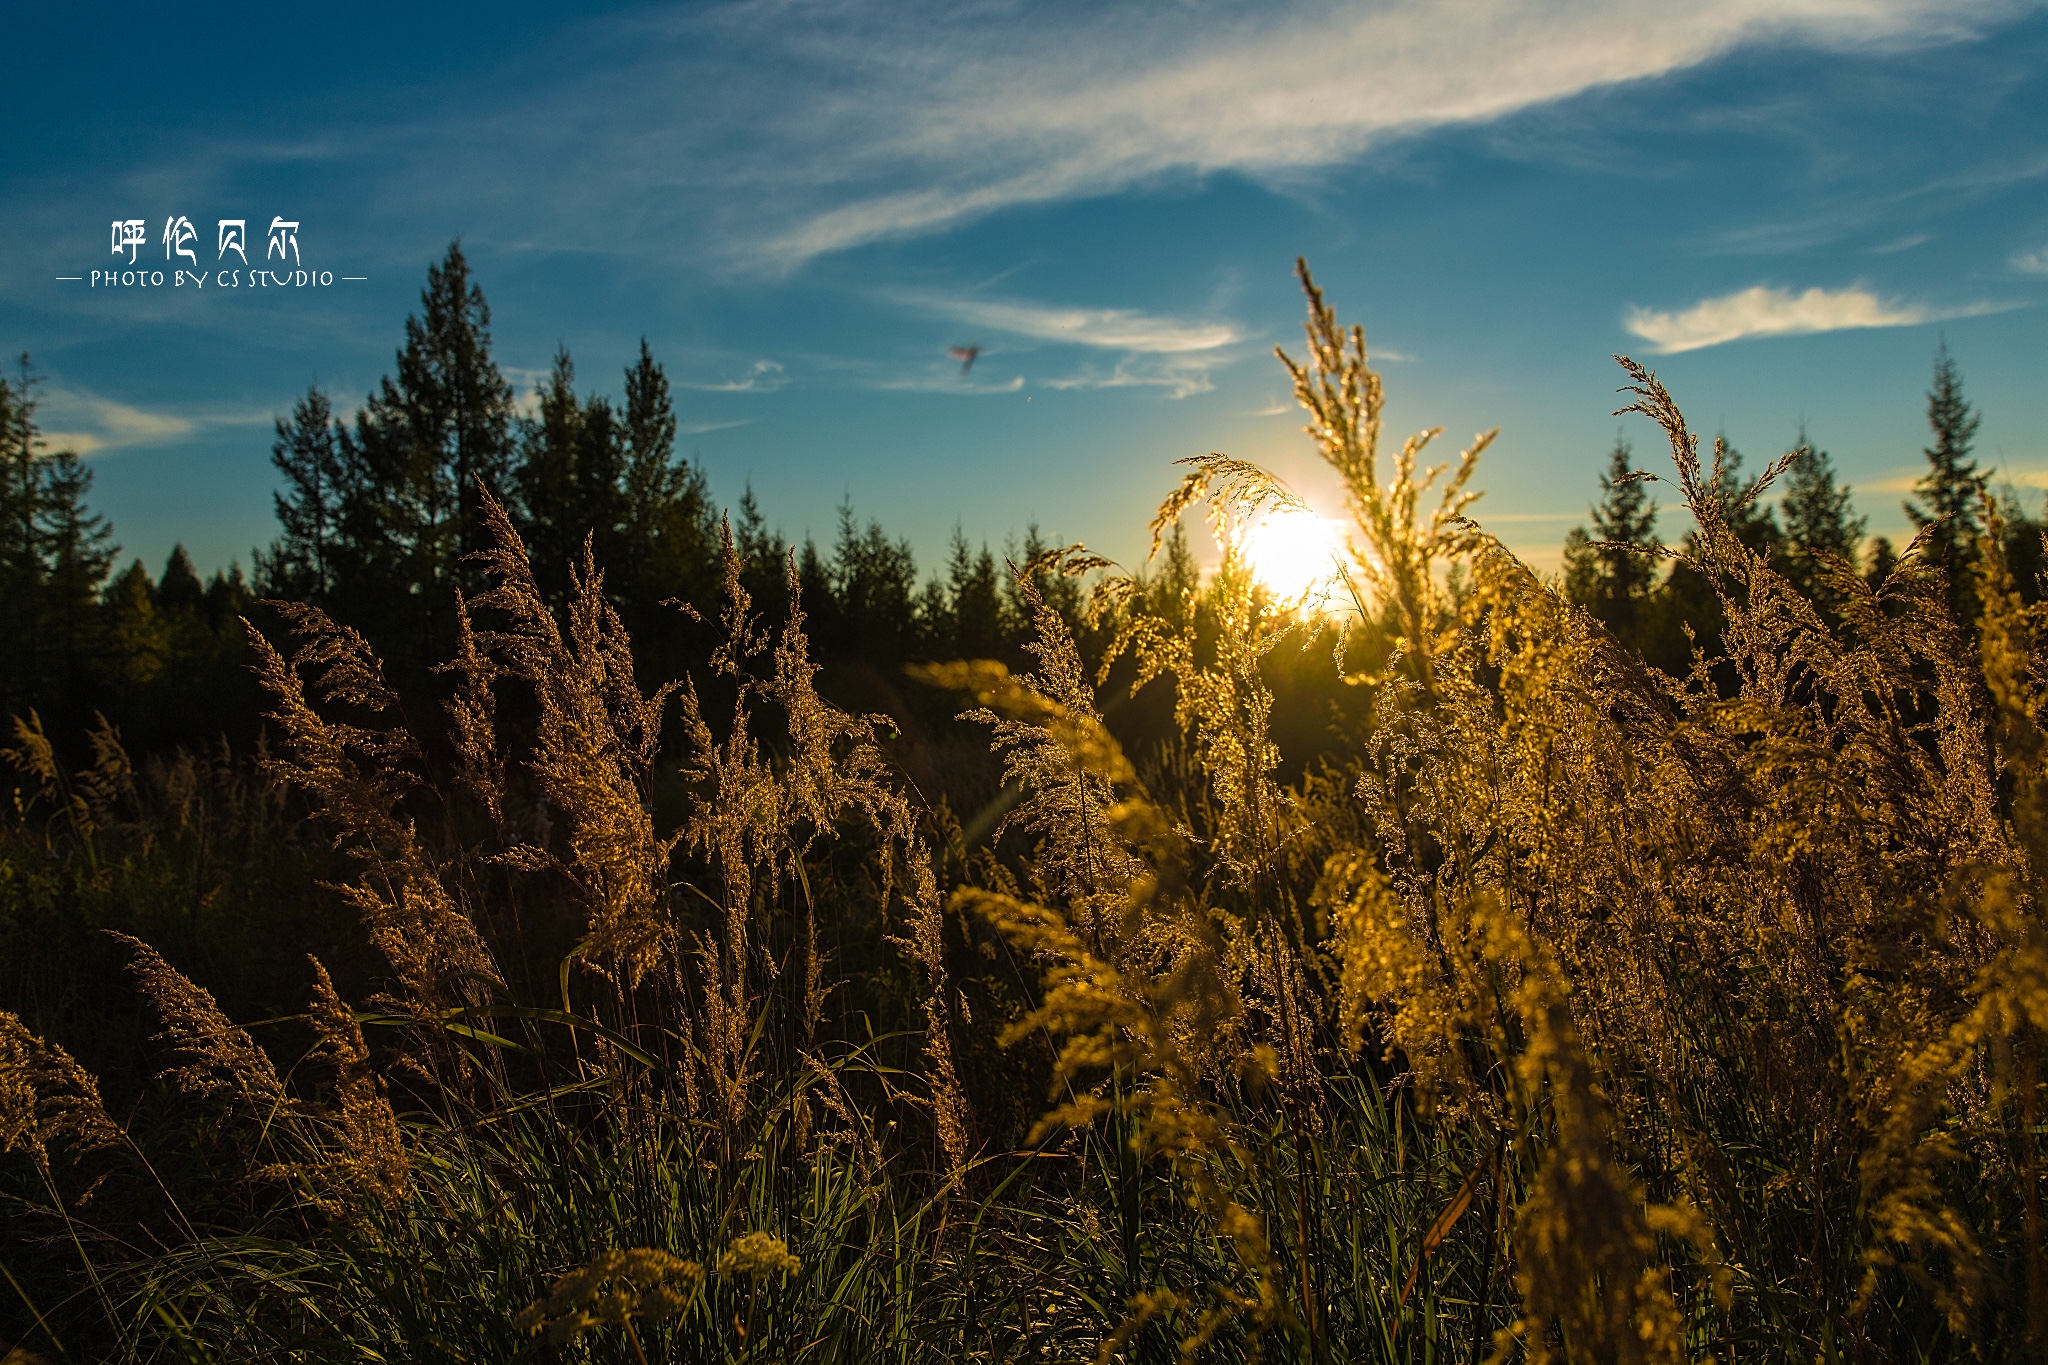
[1241,507,1346,604]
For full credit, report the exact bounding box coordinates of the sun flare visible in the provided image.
[1240,507,1345,603]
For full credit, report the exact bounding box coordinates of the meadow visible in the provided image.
[3,265,2043,1362]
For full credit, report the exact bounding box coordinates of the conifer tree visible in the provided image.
[1004,525,1081,639]
[101,560,167,693]
[347,241,514,660]
[513,347,601,607]
[0,358,42,697]
[618,339,716,619]
[0,356,116,719]
[797,536,835,636]
[156,544,204,617]
[832,503,919,662]
[1703,441,1786,563]
[945,528,1006,661]
[1648,441,1785,673]
[512,341,715,629]
[1563,436,1660,643]
[1780,426,1864,611]
[1146,522,1200,630]
[735,485,792,623]
[258,385,345,600]
[1906,340,1983,619]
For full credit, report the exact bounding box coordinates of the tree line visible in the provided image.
[1560,340,2034,671]
[4,239,2019,758]
[1,244,1111,755]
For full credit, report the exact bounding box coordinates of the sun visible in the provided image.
[1240,507,1346,603]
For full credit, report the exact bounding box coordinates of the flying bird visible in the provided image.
[948,344,981,375]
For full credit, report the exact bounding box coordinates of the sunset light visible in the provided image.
[1241,506,1346,604]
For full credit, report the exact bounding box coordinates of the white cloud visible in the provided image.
[658,0,2029,267]
[888,290,1237,353]
[875,371,1027,395]
[877,288,1240,397]
[2015,244,2048,274]
[685,359,787,393]
[1042,354,1221,399]
[33,386,266,456]
[1623,284,2001,353]
[107,0,2032,283]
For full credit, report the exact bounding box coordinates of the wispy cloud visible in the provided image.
[1623,284,2007,353]
[2015,243,2048,273]
[889,290,1238,353]
[679,417,755,434]
[68,0,2032,282]
[875,371,1026,395]
[35,386,268,457]
[664,0,2027,267]
[878,287,1241,397]
[685,359,787,393]
[1042,354,1222,400]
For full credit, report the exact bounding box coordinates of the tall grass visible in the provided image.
[3,263,2043,1362]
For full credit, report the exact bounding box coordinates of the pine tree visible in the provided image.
[347,241,514,660]
[1560,527,1600,612]
[0,358,41,706]
[36,448,117,708]
[156,544,205,616]
[1865,535,1899,590]
[945,528,1005,660]
[618,339,716,620]
[101,560,167,693]
[1780,426,1864,611]
[833,503,919,663]
[0,356,117,719]
[258,385,345,600]
[734,485,792,624]
[1906,340,1983,620]
[1566,436,1659,640]
[797,536,835,639]
[1003,524,1081,641]
[1703,440,1786,564]
[1146,522,1200,631]
[513,347,598,607]
[512,340,715,630]
[1649,440,1785,675]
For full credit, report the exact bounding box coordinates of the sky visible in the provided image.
[5,0,2047,583]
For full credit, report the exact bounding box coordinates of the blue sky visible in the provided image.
[6,0,2047,582]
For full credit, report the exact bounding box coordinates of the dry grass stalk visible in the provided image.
[0,1010,122,1174]
[674,523,972,1175]
[243,602,497,1015]
[110,931,285,1118]
[935,609,1287,1354]
[467,489,681,990]
[304,955,410,1211]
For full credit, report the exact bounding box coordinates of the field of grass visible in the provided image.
[4,269,2044,1362]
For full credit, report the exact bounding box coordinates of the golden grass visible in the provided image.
[2,262,2043,1362]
